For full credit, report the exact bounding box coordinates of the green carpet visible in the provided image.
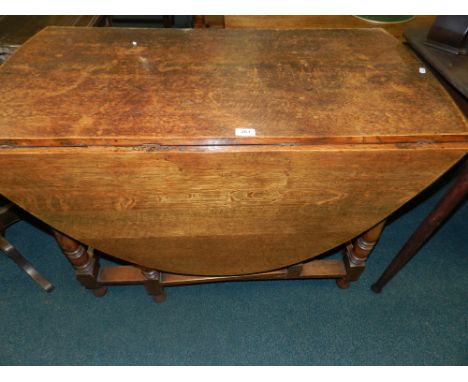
[0,163,466,365]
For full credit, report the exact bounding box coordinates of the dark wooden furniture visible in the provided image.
[195,16,436,36]
[0,16,105,45]
[0,27,466,302]
[404,23,468,115]
[425,15,468,55]
[107,16,194,29]
[222,16,435,40]
[0,198,54,292]
[0,16,106,64]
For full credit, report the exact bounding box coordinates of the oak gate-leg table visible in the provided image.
[0,28,466,302]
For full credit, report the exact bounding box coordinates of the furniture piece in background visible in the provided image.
[0,15,105,44]
[0,16,99,65]
[0,27,466,302]
[0,44,16,64]
[107,16,193,28]
[0,16,105,65]
[425,15,468,55]
[404,16,468,115]
[372,16,468,292]
[193,15,225,28]
[218,15,435,40]
[0,198,54,292]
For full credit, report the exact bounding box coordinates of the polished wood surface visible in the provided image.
[0,27,466,147]
[0,27,466,278]
[0,145,465,275]
[224,16,436,40]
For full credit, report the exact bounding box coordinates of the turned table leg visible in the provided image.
[52,230,107,297]
[142,268,166,303]
[337,220,386,289]
[372,158,467,293]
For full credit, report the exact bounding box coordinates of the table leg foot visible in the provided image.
[142,268,166,303]
[341,220,386,286]
[336,278,350,289]
[152,292,166,303]
[53,230,103,297]
[92,286,108,297]
[371,283,382,294]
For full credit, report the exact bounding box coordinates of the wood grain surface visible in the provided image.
[0,144,465,275]
[0,27,466,276]
[0,27,466,147]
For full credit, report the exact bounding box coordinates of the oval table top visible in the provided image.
[0,27,466,275]
[0,27,466,147]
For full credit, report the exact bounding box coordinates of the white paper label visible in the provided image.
[235,128,256,137]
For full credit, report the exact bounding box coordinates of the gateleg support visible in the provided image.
[337,220,386,289]
[53,230,107,297]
